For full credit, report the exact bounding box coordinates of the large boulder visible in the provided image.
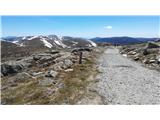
[1,64,23,76]
[143,48,149,55]
[46,50,60,54]
[12,72,33,83]
[33,53,61,68]
[62,59,73,69]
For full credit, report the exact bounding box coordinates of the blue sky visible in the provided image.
[1,16,159,38]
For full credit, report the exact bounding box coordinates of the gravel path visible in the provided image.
[96,47,160,105]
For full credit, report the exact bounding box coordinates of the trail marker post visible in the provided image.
[79,51,83,64]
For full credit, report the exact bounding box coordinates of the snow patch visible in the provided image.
[20,43,24,47]
[54,40,66,48]
[58,35,63,40]
[87,40,97,47]
[54,40,61,46]
[72,41,78,45]
[28,36,38,40]
[12,40,18,43]
[12,41,24,47]
[22,36,26,40]
[40,38,53,48]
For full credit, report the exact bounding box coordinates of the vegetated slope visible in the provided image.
[91,36,158,45]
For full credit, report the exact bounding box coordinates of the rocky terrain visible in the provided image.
[1,36,160,105]
[1,35,99,104]
[119,42,160,71]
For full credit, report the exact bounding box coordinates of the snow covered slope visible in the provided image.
[3,35,97,49]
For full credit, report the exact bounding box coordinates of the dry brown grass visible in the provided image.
[1,51,100,105]
[50,56,98,104]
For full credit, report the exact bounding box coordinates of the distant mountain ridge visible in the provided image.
[91,36,158,45]
[1,35,97,62]
[2,35,97,49]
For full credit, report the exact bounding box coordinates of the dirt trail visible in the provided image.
[96,47,160,104]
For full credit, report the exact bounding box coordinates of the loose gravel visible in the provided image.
[96,47,160,105]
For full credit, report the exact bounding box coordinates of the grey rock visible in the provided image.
[33,55,41,61]
[62,59,73,69]
[45,70,58,78]
[156,55,160,64]
[1,64,23,76]
[12,72,33,83]
[128,51,136,55]
[31,72,44,76]
[47,50,59,54]
[34,53,61,68]
[53,62,64,71]
[64,69,74,72]
[143,49,149,55]
[143,59,149,64]
[149,59,156,63]
[134,57,139,61]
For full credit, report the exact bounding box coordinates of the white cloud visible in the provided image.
[104,25,112,29]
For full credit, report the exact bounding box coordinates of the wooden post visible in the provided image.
[79,51,82,64]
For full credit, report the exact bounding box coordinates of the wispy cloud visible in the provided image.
[104,25,112,29]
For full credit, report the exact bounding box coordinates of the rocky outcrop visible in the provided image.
[1,64,24,76]
[33,53,61,68]
[12,72,34,83]
[1,52,62,76]
[146,42,160,49]
[119,42,160,71]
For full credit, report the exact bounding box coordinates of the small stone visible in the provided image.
[128,51,136,55]
[149,59,155,63]
[49,50,59,54]
[31,72,44,76]
[64,69,73,72]
[143,59,149,64]
[45,70,58,78]
[33,55,41,61]
[122,54,127,57]
[134,57,139,61]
